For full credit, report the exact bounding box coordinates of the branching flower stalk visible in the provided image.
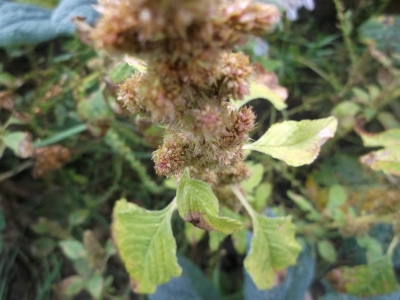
[92,0,280,191]
[91,0,338,294]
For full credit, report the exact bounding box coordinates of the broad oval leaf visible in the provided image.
[177,172,243,234]
[59,240,87,260]
[317,240,337,263]
[356,127,400,148]
[360,145,400,176]
[243,117,338,166]
[244,214,301,290]
[112,199,182,294]
[338,256,398,297]
[244,242,315,300]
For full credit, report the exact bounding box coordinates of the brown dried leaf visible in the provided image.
[0,91,14,110]
[33,145,71,178]
[83,230,105,271]
[18,132,34,158]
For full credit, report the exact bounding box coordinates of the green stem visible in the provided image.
[0,160,34,182]
[294,57,342,92]
[387,235,399,258]
[105,128,163,194]
[165,197,178,212]
[333,0,357,67]
[231,185,255,219]
[33,123,88,148]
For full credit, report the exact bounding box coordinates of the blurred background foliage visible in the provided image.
[1,0,400,299]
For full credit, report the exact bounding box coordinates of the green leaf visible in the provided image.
[357,236,383,263]
[232,81,287,110]
[352,87,370,104]
[108,62,135,84]
[244,214,301,289]
[209,231,227,252]
[184,222,205,245]
[58,275,86,296]
[253,182,272,212]
[359,15,400,55]
[360,145,400,176]
[317,240,336,263]
[332,101,360,138]
[220,207,247,254]
[177,172,243,234]
[232,229,247,255]
[104,240,116,258]
[86,274,104,299]
[59,240,87,261]
[242,163,264,192]
[112,199,181,294]
[2,131,33,158]
[243,117,338,167]
[78,89,113,123]
[357,127,400,148]
[326,184,347,210]
[33,123,87,148]
[287,191,320,221]
[378,112,400,130]
[69,209,90,226]
[32,237,57,257]
[341,256,398,297]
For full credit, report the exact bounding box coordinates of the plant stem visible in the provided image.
[105,128,163,194]
[231,185,255,218]
[0,160,34,182]
[166,197,178,212]
[294,57,342,92]
[333,0,357,67]
[387,235,399,258]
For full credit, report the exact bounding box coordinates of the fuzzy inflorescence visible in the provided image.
[91,0,280,185]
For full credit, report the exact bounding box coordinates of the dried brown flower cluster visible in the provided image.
[91,0,280,184]
[33,145,71,178]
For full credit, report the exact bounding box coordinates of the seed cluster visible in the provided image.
[91,0,280,184]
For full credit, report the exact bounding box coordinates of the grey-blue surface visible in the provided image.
[0,0,98,46]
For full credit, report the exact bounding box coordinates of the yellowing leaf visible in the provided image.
[244,215,301,289]
[361,129,400,147]
[232,81,287,110]
[243,117,338,166]
[360,145,400,176]
[341,256,398,297]
[124,55,147,73]
[112,199,181,294]
[177,172,243,234]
